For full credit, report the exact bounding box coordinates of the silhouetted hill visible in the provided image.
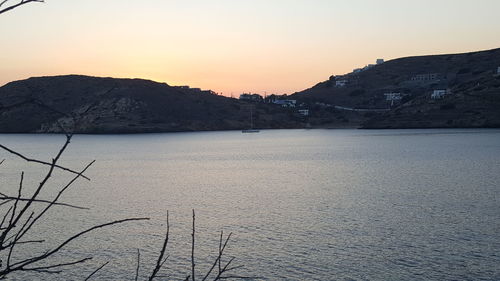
[0,75,301,133]
[292,48,500,128]
[2,48,500,133]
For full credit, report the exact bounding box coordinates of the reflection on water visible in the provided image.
[1,129,499,280]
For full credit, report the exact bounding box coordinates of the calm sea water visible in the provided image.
[0,129,499,280]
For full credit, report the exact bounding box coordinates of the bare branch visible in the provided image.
[191,209,196,281]
[0,196,89,210]
[13,160,95,244]
[201,232,233,281]
[0,151,59,246]
[23,257,92,273]
[0,142,91,181]
[135,249,140,281]
[84,261,109,281]
[149,210,169,281]
[0,206,13,230]
[0,0,44,15]
[7,212,34,267]
[214,257,235,281]
[2,217,149,276]
[218,231,223,275]
[9,172,24,227]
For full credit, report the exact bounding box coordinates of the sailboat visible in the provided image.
[242,106,260,133]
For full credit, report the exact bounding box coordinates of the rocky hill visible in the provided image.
[292,48,500,128]
[1,48,500,133]
[0,75,301,133]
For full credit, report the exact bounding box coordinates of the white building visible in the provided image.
[411,73,440,81]
[384,92,402,106]
[336,79,348,87]
[376,59,385,65]
[298,109,309,116]
[431,89,447,99]
[273,99,297,107]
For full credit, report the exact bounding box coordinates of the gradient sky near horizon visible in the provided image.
[1,0,500,95]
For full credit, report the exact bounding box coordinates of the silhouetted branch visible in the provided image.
[13,160,95,245]
[1,136,252,279]
[0,196,89,210]
[191,209,196,281]
[0,0,44,15]
[218,231,223,275]
[2,217,149,277]
[23,257,92,273]
[0,134,88,254]
[149,211,170,281]
[84,261,109,281]
[135,249,141,281]
[202,232,232,281]
[0,141,90,180]
[9,172,23,227]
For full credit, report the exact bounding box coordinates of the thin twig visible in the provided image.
[191,209,196,281]
[84,261,109,281]
[9,172,24,227]
[149,211,169,281]
[13,160,95,244]
[219,231,223,275]
[0,0,44,15]
[214,257,235,280]
[201,232,232,281]
[23,257,92,272]
[0,196,89,210]
[0,143,91,181]
[135,249,140,281]
[3,217,149,276]
[0,138,65,246]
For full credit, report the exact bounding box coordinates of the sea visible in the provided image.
[0,129,499,280]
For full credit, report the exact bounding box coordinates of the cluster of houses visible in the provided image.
[174,86,216,95]
[383,89,450,103]
[352,59,385,74]
[238,66,499,115]
[330,59,385,88]
[239,94,309,116]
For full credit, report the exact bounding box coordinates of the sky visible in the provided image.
[1,0,500,96]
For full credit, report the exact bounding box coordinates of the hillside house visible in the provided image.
[384,92,402,106]
[298,109,309,116]
[431,89,447,99]
[410,73,442,81]
[376,59,385,65]
[239,93,263,102]
[274,99,297,107]
[336,79,348,87]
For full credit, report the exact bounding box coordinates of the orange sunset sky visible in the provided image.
[1,0,500,96]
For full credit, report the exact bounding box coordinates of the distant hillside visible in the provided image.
[292,48,500,128]
[2,48,500,133]
[0,75,301,133]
